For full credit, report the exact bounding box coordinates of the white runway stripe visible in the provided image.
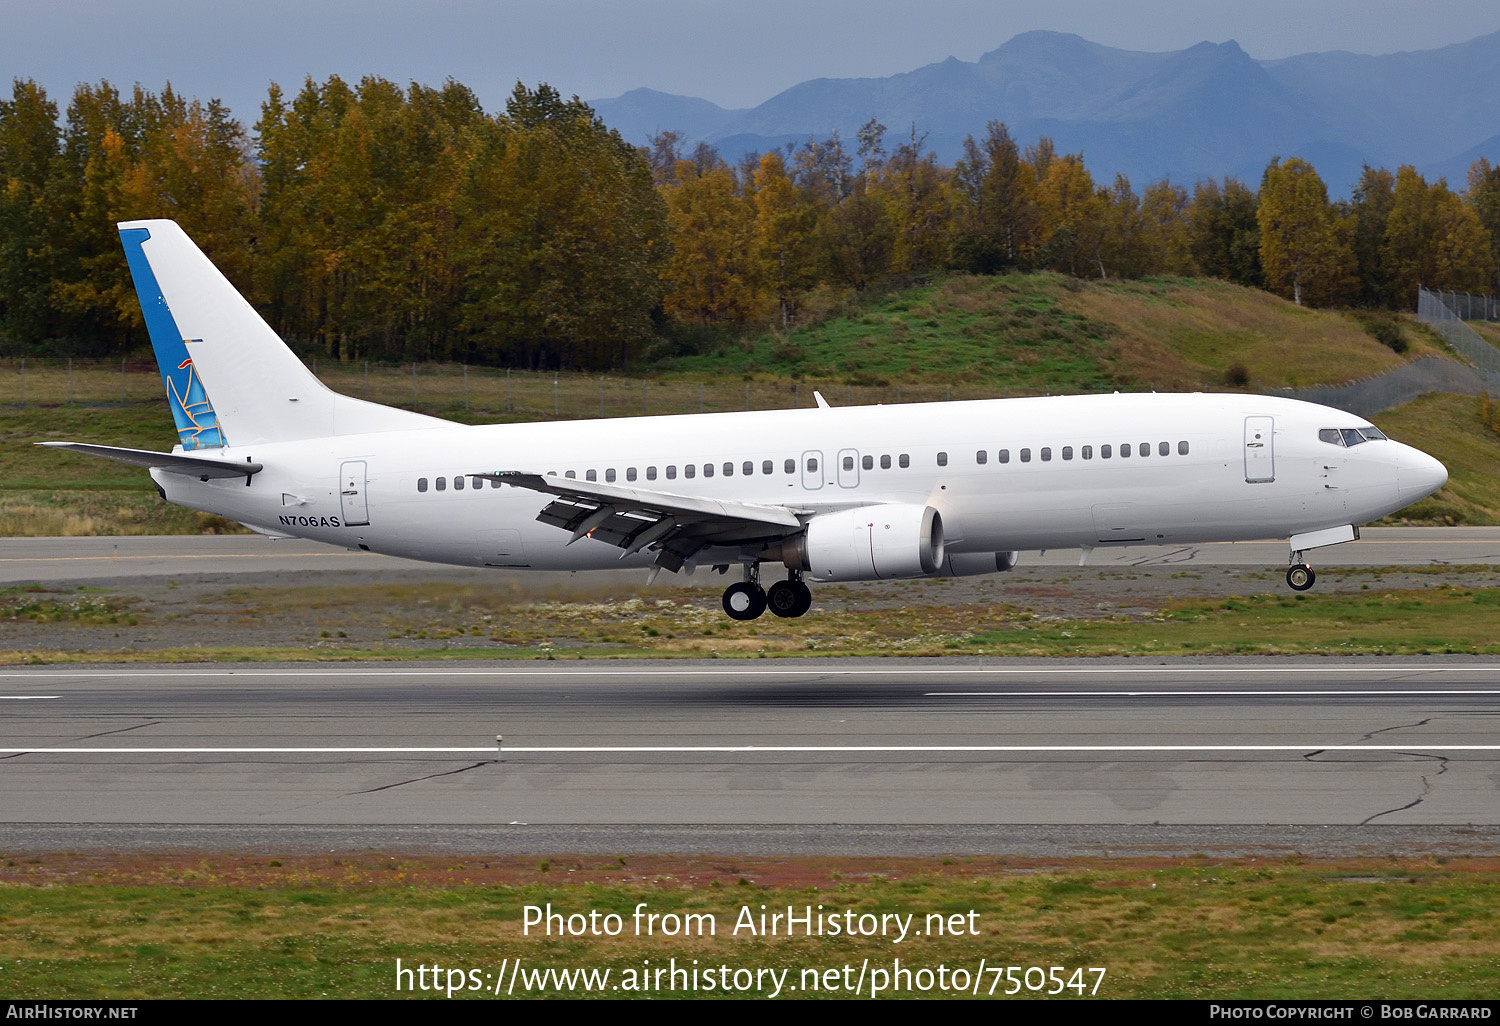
[3,744,1498,754]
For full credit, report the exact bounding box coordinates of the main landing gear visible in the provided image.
[1286,552,1316,592]
[721,565,812,620]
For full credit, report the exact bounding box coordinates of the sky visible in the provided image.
[3,0,1499,123]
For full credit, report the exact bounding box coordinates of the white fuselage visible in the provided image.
[150,392,1446,574]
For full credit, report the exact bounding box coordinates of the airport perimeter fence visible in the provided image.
[1416,286,1500,390]
[1265,355,1487,418]
[0,358,1008,419]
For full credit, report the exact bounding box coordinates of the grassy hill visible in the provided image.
[3,272,1497,534]
[656,273,1442,392]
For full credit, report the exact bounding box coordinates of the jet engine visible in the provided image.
[932,550,1020,577]
[764,504,945,581]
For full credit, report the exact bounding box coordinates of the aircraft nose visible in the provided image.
[1396,445,1447,500]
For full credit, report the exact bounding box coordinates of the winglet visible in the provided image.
[814,390,831,409]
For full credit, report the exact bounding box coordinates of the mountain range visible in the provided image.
[591,30,1500,196]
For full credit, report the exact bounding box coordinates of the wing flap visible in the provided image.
[480,471,806,571]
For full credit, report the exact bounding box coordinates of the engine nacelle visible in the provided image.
[932,550,1020,577]
[770,505,945,581]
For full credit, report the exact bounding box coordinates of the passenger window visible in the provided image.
[880,455,891,469]
[704,463,714,478]
[1178,440,1189,455]
[999,449,1010,464]
[1082,445,1092,460]
[454,475,465,490]
[647,466,657,480]
[1020,448,1031,463]
[1041,447,1052,462]
[975,450,988,465]
[899,454,910,468]
[666,466,677,480]
[605,468,616,483]
[1062,446,1073,460]
[1101,445,1112,459]
[1159,441,1169,456]
[685,464,696,479]
[843,455,855,471]
[417,478,428,492]
[762,460,773,475]
[784,459,795,474]
[1139,442,1149,457]
[565,470,576,479]
[937,452,948,467]
[491,476,502,488]
[862,455,873,470]
[744,461,754,476]
[585,470,596,482]
[806,457,819,473]
[436,476,448,491]
[626,467,637,482]
[1120,444,1131,458]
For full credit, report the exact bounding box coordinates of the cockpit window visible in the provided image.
[1321,426,1386,447]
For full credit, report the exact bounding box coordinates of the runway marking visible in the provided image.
[926,690,1500,698]
[0,696,60,700]
[5,665,1500,680]
[3,745,1498,754]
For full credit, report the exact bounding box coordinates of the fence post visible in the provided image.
[464,363,470,411]
[506,368,512,413]
[746,383,750,411]
[411,363,418,400]
[554,373,559,417]
[794,383,799,408]
[19,358,24,408]
[641,379,646,415]
[120,358,126,405]
[364,361,370,400]
[67,357,73,404]
[599,375,604,417]
[699,382,704,412]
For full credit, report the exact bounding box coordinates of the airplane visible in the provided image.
[42,219,1449,620]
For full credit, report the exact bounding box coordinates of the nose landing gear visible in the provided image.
[1285,554,1316,592]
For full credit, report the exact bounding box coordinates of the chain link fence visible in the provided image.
[1417,286,1500,388]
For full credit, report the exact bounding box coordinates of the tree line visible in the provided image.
[2,76,1499,368]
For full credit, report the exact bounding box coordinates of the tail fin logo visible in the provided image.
[169,353,224,449]
[118,226,227,451]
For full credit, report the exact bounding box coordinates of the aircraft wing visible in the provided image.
[38,442,262,479]
[478,471,806,572]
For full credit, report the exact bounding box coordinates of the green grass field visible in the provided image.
[3,856,1497,999]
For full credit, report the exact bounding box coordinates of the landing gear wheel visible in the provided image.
[1286,564,1316,591]
[722,582,767,620]
[789,580,813,617]
[766,580,813,618]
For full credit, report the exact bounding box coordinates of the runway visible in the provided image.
[4,526,1500,583]
[3,660,1498,855]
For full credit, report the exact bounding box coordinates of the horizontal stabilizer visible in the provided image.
[38,442,261,479]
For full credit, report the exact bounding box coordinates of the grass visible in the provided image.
[8,576,1500,664]
[2,856,1498,998]
[1374,394,1500,525]
[658,274,1121,393]
[1057,276,1428,390]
